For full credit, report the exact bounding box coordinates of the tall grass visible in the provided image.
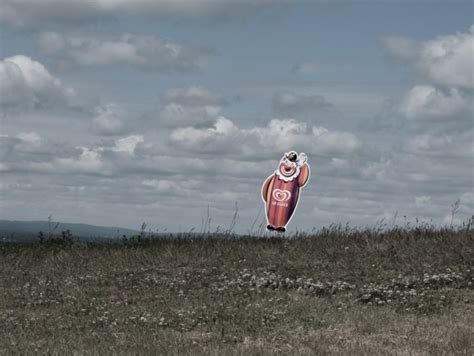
[1,220,472,355]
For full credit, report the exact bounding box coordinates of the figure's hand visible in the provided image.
[297,153,307,165]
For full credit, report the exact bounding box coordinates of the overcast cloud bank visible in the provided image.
[0,2,472,231]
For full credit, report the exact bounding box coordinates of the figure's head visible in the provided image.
[278,151,298,178]
[276,151,308,181]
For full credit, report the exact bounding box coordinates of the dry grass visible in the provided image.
[1,225,473,355]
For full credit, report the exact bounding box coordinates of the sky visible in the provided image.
[0,0,473,233]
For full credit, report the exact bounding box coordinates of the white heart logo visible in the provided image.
[273,189,291,202]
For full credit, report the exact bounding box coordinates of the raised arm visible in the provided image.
[298,163,310,187]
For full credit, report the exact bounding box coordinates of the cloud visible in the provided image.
[110,135,144,154]
[1,130,271,188]
[407,134,453,152]
[311,126,362,154]
[1,0,295,28]
[158,87,224,128]
[169,116,239,152]
[16,132,42,145]
[0,132,101,174]
[163,86,223,106]
[142,179,180,192]
[37,32,211,72]
[2,13,473,232]
[55,147,103,173]
[0,55,83,110]
[91,104,128,136]
[291,62,351,75]
[359,158,394,182]
[272,90,334,116]
[0,132,46,159]
[420,26,474,89]
[382,25,474,89]
[406,130,473,160]
[380,27,474,133]
[415,196,432,207]
[170,116,362,158]
[1,120,471,232]
[0,132,146,177]
[399,85,472,121]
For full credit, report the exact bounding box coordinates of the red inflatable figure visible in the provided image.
[261,151,310,232]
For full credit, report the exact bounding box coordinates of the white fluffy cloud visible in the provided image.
[170,116,238,148]
[170,116,361,157]
[142,179,180,192]
[0,55,82,110]
[382,27,474,126]
[16,132,40,142]
[420,26,474,89]
[0,132,104,174]
[91,104,127,136]
[311,126,362,154]
[1,0,294,28]
[382,25,474,89]
[55,147,103,173]
[158,87,224,128]
[111,135,144,154]
[406,130,473,159]
[38,32,210,72]
[0,132,147,176]
[399,85,472,121]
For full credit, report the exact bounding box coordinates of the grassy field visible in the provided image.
[1,224,473,355]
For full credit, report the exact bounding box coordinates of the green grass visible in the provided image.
[1,225,473,355]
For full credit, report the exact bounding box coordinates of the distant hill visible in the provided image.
[0,220,140,242]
